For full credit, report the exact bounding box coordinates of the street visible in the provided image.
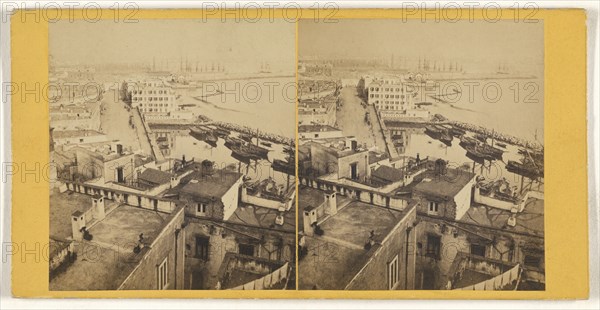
[99,87,143,153]
[336,87,387,152]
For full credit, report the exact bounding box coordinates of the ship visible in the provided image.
[439,131,453,146]
[259,62,271,74]
[239,133,254,143]
[497,63,510,75]
[478,143,504,160]
[506,160,543,179]
[189,126,218,147]
[464,144,495,162]
[449,127,466,137]
[224,136,270,160]
[424,125,443,139]
[213,127,231,138]
[475,133,487,143]
[459,136,479,147]
[272,159,295,175]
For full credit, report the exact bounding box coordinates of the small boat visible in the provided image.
[495,142,507,148]
[260,141,272,148]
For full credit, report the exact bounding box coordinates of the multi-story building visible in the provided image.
[130,80,177,115]
[366,76,429,120]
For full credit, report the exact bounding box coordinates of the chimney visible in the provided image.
[351,140,358,151]
[71,210,86,241]
[116,144,123,155]
[324,191,337,215]
[92,195,106,221]
[303,207,317,237]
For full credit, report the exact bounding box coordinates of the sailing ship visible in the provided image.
[189,126,218,147]
[497,63,510,75]
[424,125,443,139]
[224,136,270,161]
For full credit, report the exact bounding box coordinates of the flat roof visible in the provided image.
[299,201,414,289]
[53,130,105,139]
[179,170,242,200]
[49,190,179,290]
[460,197,544,237]
[413,168,475,198]
[138,168,173,185]
[371,165,404,183]
[229,201,296,233]
[88,205,170,247]
[50,190,99,240]
[298,124,341,133]
[298,186,326,212]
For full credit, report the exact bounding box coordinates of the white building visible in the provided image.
[367,76,429,120]
[367,77,414,111]
[130,80,177,115]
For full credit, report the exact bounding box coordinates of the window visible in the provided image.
[426,234,441,259]
[239,243,255,256]
[157,257,168,289]
[196,203,207,216]
[524,255,541,268]
[195,236,209,260]
[428,201,439,214]
[470,244,486,257]
[388,254,399,290]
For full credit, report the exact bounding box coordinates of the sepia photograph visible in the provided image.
[47,19,297,291]
[297,19,545,290]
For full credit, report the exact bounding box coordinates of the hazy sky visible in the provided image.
[299,19,543,74]
[50,19,295,71]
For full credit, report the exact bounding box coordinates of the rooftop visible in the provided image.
[229,201,296,232]
[460,197,544,238]
[87,205,170,247]
[138,168,174,186]
[53,130,105,139]
[413,168,475,198]
[50,189,117,240]
[368,151,389,165]
[299,124,341,133]
[49,191,180,291]
[371,165,404,183]
[299,200,415,289]
[179,170,242,200]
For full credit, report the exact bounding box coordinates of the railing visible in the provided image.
[228,262,290,290]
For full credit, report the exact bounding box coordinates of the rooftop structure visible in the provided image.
[299,200,418,290]
[49,190,185,291]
